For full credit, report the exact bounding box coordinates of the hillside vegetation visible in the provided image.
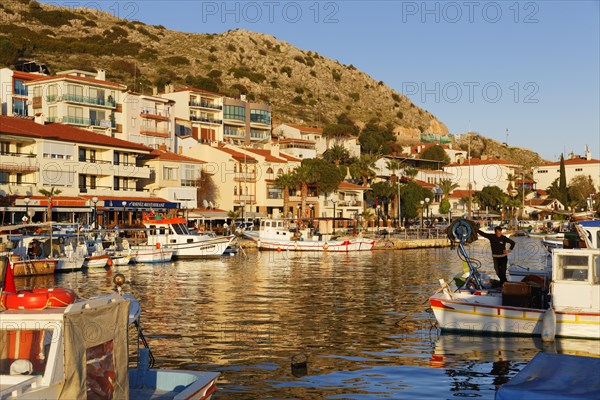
[455,133,548,168]
[0,0,447,138]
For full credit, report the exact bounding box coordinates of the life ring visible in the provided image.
[323,243,329,250]
[1,288,76,309]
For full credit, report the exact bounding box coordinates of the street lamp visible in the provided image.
[240,201,245,223]
[23,197,30,223]
[331,199,337,232]
[296,204,301,235]
[419,200,425,229]
[309,203,314,219]
[425,197,430,226]
[121,201,127,225]
[92,196,98,229]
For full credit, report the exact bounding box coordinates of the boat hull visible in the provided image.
[11,259,57,276]
[429,293,600,339]
[167,237,233,258]
[258,238,375,252]
[132,248,174,264]
[83,254,110,268]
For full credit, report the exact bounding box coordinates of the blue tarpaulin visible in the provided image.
[496,352,600,400]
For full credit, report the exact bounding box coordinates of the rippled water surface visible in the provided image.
[15,237,600,399]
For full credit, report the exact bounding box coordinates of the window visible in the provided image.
[114,152,120,166]
[79,174,86,189]
[0,172,8,184]
[114,177,120,190]
[162,166,177,181]
[181,165,197,186]
[224,105,245,121]
[79,148,86,162]
[16,173,22,185]
[12,99,27,116]
[0,142,9,155]
[250,109,271,125]
[14,79,27,96]
[575,168,583,172]
[90,150,96,163]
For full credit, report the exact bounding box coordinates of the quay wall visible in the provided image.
[374,238,451,250]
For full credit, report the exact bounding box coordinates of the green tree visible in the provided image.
[399,181,433,219]
[303,158,344,196]
[323,124,356,138]
[568,175,596,210]
[506,173,516,193]
[403,167,419,180]
[475,186,507,211]
[358,122,396,155]
[420,145,450,169]
[274,173,297,217]
[38,187,62,222]
[439,198,451,215]
[293,162,319,216]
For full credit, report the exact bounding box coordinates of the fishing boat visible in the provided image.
[111,253,133,266]
[542,237,564,252]
[139,218,234,258]
[429,219,600,339]
[254,218,375,252]
[527,231,564,239]
[131,245,174,264]
[1,236,57,276]
[0,257,220,399]
[82,239,110,268]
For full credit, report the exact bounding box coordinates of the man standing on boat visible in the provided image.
[477,226,515,285]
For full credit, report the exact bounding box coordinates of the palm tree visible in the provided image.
[293,165,318,217]
[323,145,350,166]
[274,173,297,217]
[38,187,62,222]
[506,173,516,194]
[360,209,376,231]
[385,159,402,178]
[403,167,419,181]
[349,154,377,187]
[385,159,403,221]
[438,179,459,200]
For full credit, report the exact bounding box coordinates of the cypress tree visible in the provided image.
[558,154,568,206]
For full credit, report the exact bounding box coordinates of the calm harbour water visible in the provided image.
[14,237,600,399]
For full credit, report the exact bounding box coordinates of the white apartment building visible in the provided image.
[25,69,127,136]
[273,123,361,158]
[0,67,47,117]
[121,92,175,150]
[443,157,521,191]
[533,148,600,191]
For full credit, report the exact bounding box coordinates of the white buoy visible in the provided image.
[542,304,556,342]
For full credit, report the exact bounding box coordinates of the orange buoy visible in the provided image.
[2,288,76,309]
[156,242,161,249]
[107,258,113,267]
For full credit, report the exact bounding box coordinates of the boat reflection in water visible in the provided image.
[430,333,600,395]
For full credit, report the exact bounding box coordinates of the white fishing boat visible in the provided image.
[1,236,58,276]
[82,239,110,268]
[111,253,133,266]
[131,246,175,264]
[542,237,564,252]
[255,219,375,252]
[430,220,600,340]
[0,257,220,399]
[140,218,234,258]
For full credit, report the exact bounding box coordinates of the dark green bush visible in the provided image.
[280,66,292,77]
[229,66,265,83]
[164,55,190,66]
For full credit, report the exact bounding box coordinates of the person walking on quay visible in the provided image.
[477,226,515,285]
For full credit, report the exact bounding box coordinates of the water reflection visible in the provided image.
[9,237,592,399]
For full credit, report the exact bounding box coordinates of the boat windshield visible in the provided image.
[171,223,191,235]
[0,329,53,376]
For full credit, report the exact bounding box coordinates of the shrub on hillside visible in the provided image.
[164,55,190,66]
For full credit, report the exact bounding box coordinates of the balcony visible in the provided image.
[113,164,151,179]
[289,195,319,203]
[189,100,222,110]
[233,172,256,182]
[337,200,363,207]
[190,115,222,125]
[234,194,255,204]
[140,127,169,137]
[0,179,37,185]
[250,131,270,141]
[224,130,246,138]
[63,116,116,128]
[0,152,38,172]
[61,94,117,108]
[140,109,170,121]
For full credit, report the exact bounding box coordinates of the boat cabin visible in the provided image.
[259,219,335,242]
[577,220,600,249]
[552,248,600,311]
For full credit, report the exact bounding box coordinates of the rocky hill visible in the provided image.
[454,133,547,168]
[0,0,448,137]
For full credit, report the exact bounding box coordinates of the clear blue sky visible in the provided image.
[43,0,599,161]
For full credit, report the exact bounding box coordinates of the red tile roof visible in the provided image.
[216,145,258,163]
[147,149,205,164]
[28,74,126,89]
[338,181,365,190]
[541,158,600,166]
[536,189,548,196]
[414,179,436,188]
[0,116,151,151]
[410,142,449,154]
[448,189,478,199]
[277,153,301,162]
[285,124,323,134]
[245,149,288,163]
[13,71,44,81]
[446,158,519,167]
[278,138,316,144]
